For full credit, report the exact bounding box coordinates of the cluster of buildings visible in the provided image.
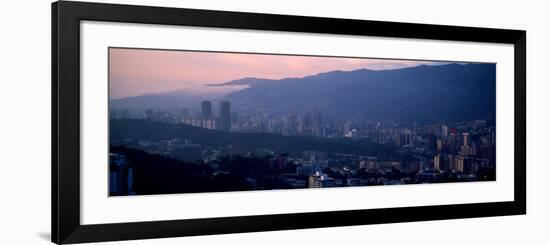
[213,118,494,187]
[110,103,496,191]
[137,138,201,154]
[431,128,495,174]
[110,120,496,194]
[180,101,232,131]
[232,111,325,137]
[110,100,232,132]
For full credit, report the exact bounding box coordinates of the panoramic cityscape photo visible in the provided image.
[108,47,496,196]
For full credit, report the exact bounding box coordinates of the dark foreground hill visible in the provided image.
[110,119,394,155]
[110,145,250,195]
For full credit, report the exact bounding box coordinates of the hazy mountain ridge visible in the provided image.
[111,63,496,122]
[222,63,496,122]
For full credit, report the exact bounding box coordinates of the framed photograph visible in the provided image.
[52,1,526,244]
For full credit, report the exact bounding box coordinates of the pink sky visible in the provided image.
[109,48,443,99]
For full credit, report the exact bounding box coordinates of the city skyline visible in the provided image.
[108,48,496,196]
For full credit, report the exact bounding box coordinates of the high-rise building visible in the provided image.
[313,111,323,136]
[395,129,412,146]
[459,144,477,157]
[433,154,441,171]
[145,109,155,120]
[436,139,443,152]
[201,101,212,119]
[303,112,312,135]
[448,133,457,153]
[109,153,134,196]
[284,113,297,136]
[403,129,412,145]
[308,172,336,188]
[427,133,437,150]
[462,132,470,146]
[455,156,465,172]
[181,108,190,118]
[218,101,231,132]
[441,124,448,137]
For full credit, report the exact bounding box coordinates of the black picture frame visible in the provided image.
[52,1,526,244]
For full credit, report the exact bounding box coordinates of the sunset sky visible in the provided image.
[109,48,445,99]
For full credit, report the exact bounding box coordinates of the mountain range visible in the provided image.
[111,63,496,122]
